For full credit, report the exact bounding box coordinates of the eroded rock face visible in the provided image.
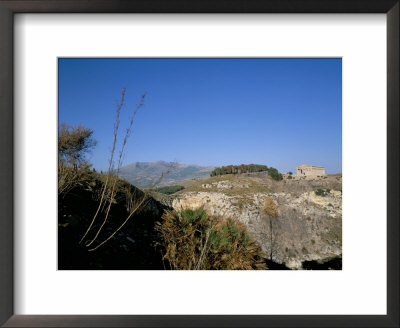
[172,187,342,269]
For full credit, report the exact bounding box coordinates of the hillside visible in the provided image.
[58,172,171,270]
[58,168,342,270]
[170,172,342,269]
[118,161,215,188]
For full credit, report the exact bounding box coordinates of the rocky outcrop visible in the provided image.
[172,179,342,269]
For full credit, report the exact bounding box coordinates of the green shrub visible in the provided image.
[267,167,283,181]
[155,208,266,270]
[315,188,330,197]
[154,185,184,195]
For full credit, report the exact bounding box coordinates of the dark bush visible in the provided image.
[210,164,268,176]
[267,167,283,181]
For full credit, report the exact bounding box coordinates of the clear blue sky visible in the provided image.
[58,58,342,174]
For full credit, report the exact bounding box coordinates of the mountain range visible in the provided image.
[118,161,215,188]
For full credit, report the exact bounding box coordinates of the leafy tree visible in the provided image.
[58,123,97,196]
[58,123,97,169]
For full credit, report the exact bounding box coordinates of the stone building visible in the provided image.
[296,164,326,176]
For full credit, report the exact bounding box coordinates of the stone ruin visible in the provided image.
[296,164,326,176]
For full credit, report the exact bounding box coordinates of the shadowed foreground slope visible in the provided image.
[58,173,170,270]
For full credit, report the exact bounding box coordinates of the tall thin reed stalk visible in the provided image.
[79,88,126,244]
[88,161,176,251]
[86,93,146,247]
[79,88,176,251]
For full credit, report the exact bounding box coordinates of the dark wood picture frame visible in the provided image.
[0,1,398,327]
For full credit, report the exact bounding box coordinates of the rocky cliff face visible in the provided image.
[171,173,342,269]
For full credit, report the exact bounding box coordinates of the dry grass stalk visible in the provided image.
[87,161,175,251]
[78,88,175,252]
[262,197,279,219]
[262,197,279,260]
[87,192,150,252]
[79,88,126,244]
[58,161,92,196]
[85,92,146,247]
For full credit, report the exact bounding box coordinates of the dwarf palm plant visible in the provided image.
[156,208,266,270]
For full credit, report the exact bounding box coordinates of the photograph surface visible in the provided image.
[58,58,342,270]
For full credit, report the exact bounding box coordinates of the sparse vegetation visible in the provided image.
[182,174,270,197]
[155,208,266,270]
[321,217,342,246]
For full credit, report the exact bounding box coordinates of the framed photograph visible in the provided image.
[57,57,343,272]
[0,0,398,327]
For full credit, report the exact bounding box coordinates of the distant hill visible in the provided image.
[118,161,215,188]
